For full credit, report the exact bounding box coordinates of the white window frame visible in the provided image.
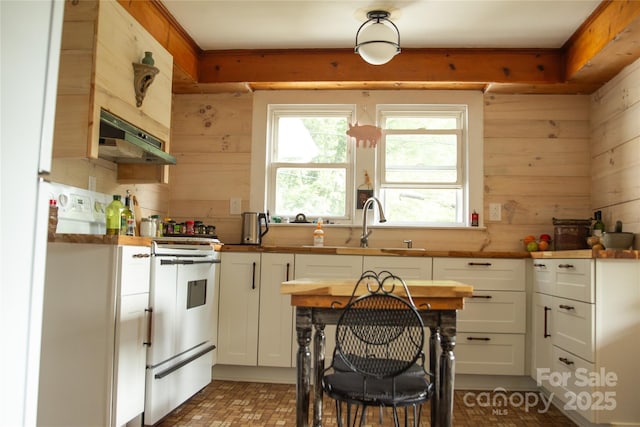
[377,105,469,226]
[265,105,356,221]
[251,90,483,228]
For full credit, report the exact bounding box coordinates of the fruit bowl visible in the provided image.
[602,232,634,250]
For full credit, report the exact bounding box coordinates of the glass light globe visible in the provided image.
[357,21,399,65]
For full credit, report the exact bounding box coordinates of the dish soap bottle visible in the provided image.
[313,218,325,247]
[106,195,124,235]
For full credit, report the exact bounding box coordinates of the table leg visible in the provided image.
[438,311,457,427]
[429,325,440,427]
[296,307,312,427]
[313,323,326,427]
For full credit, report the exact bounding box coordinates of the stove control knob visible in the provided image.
[58,194,68,208]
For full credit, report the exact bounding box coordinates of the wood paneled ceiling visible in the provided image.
[118,0,640,95]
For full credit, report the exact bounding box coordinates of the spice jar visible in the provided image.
[140,218,156,237]
[185,220,195,235]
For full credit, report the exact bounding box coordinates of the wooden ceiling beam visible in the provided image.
[120,0,640,94]
[563,0,640,82]
[197,48,563,86]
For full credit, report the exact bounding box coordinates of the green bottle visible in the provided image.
[106,195,124,235]
[593,210,605,237]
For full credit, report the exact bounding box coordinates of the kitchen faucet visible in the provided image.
[360,197,387,247]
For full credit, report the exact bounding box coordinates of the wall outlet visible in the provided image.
[88,176,96,192]
[230,197,242,215]
[489,203,502,221]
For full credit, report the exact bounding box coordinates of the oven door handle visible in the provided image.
[154,344,217,379]
[160,259,221,265]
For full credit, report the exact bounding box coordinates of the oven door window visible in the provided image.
[187,279,207,309]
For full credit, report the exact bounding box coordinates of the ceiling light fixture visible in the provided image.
[355,10,401,65]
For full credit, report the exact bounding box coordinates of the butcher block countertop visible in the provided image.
[221,244,531,258]
[281,278,474,310]
[48,233,153,247]
[531,249,640,259]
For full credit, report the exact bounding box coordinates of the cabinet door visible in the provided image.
[555,259,594,303]
[458,291,526,333]
[362,256,432,279]
[433,258,525,291]
[258,253,295,367]
[114,292,148,426]
[531,293,554,383]
[552,296,594,362]
[454,332,525,375]
[217,252,261,365]
[114,246,150,425]
[532,258,556,295]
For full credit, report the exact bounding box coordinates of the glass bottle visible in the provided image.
[593,210,605,237]
[120,190,135,236]
[106,195,124,235]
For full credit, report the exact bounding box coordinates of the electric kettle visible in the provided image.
[241,212,269,245]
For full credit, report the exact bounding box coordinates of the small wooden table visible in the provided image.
[281,278,473,427]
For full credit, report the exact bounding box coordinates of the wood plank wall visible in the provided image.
[169,91,596,251]
[590,58,640,244]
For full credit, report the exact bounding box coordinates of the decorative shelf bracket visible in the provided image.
[132,62,159,107]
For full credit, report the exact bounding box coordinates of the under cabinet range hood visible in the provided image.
[98,109,177,165]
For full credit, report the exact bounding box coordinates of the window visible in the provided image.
[378,106,468,226]
[254,91,482,228]
[266,106,355,220]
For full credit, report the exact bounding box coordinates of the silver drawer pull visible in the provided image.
[559,304,575,310]
[559,357,574,366]
[133,253,150,258]
[467,337,491,341]
[471,295,492,299]
[533,263,547,268]
[468,262,492,267]
[558,263,575,269]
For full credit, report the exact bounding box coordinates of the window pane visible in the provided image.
[385,116,458,130]
[275,117,348,163]
[385,134,457,182]
[382,188,461,223]
[275,168,346,217]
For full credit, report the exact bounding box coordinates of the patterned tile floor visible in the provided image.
[156,380,576,426]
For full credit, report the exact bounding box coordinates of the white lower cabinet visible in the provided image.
[40,243,150,427]
[258,253,295,367]
[433,258,526,375]
[293,254,364,365]
[218,252,295,367]
[218,252,261,365]
[531,257,640,425]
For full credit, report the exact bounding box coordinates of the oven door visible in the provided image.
[148,255,219,365]
[175,258,217,354]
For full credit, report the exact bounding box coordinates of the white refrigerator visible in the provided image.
[0,1,64,426]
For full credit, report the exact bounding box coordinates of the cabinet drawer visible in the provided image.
[458,291,525,333]
[119,246,150,295]
[555,259,594,302]
[362,256,432,280]
[552,297,594,362]
[455,332,524,375]
[433,258,525,291]
[532,259,555,295]
[550,346,597,423]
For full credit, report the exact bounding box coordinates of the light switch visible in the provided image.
[230,197,242,215]
[489,203,501,221]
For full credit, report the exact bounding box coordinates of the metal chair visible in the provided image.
[322,271,433,427]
